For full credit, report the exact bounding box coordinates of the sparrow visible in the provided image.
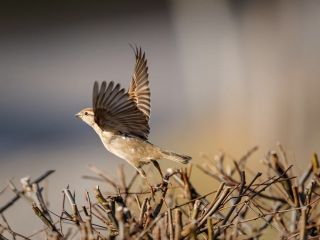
[76,47,191,178]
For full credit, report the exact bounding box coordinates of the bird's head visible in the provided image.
[75,108,95,126]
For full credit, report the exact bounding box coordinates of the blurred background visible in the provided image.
[1,0,320,234]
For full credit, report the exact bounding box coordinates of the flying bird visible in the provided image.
[76,47,191,178]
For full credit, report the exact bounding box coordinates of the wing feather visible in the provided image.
[93,81,149,139]
[128,47,151,120]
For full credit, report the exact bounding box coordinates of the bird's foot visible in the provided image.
[155,177,169,192]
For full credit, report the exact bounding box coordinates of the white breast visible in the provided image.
[98,131,115,151]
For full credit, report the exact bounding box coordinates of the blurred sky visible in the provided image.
[1,0,320,234]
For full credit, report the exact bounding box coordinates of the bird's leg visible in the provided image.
[151,160,170,208]
[136,167,155,200]
[151,160,164,179]
[151,160,167,190]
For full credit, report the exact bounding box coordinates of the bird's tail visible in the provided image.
[160,150,192,164]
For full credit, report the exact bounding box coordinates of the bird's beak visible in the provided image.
[75,112,81,118]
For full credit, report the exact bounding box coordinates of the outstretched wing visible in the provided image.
[93,81,150,140]
[128,47,151,120]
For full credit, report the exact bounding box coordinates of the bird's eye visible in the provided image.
[84,112,88,116]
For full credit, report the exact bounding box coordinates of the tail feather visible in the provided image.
[161,150,192,164]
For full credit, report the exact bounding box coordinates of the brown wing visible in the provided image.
[128,47,151,120]
[93,81,150,140]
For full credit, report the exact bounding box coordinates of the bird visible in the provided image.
[76,47,191,179]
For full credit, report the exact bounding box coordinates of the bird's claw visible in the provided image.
[155,178,169,192]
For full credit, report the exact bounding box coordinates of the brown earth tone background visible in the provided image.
[1,0,320,234]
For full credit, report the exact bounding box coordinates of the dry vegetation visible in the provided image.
[1,144,320,239]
